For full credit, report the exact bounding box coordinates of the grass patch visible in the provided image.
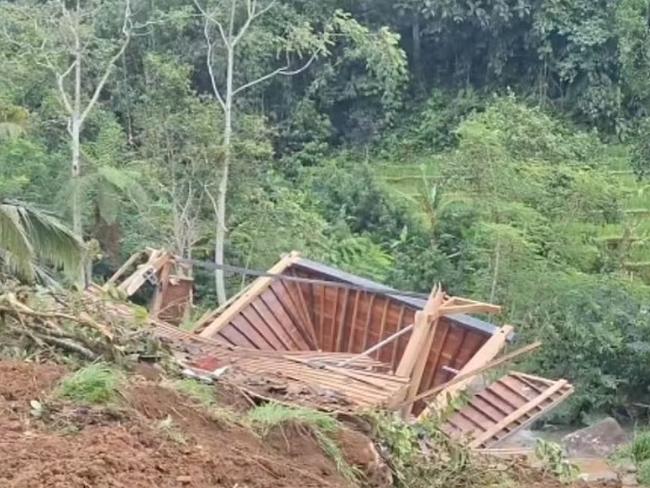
[247,402,360,483]
[167,379,216,407]
[55,363,123,405]
[613,429,650,484]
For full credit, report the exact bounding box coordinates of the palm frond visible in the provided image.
[97,165,146,205]
[2,200,83,279]
[0,202,36,278]
[0,248,35,281]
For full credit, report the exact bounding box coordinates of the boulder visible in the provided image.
[563,417,629,458]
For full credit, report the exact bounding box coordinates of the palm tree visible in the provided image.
[0,200,84,281]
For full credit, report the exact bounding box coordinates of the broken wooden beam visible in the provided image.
[418,325,514,418]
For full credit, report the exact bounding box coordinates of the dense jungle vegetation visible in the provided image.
[4,0,650,423]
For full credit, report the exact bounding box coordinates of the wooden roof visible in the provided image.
[293,258,499,336]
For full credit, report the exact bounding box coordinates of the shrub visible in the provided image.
[56,363,123,405]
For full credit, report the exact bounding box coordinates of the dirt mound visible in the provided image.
[0,363,349,488]
[0,361,65,403]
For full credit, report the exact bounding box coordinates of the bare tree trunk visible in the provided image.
[71,5,82,238]
[71,119,82,237]
[489,239,501,303]
[214,48,234,305]
[412,16,422,88]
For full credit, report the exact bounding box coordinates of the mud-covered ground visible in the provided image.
[0,360,621,488]
[0,361,361,488]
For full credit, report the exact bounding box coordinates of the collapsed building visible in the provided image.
[107,249,573,450]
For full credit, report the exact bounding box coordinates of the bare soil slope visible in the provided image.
[0,361,351,488]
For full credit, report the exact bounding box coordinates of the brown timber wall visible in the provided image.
[206,261,494,405]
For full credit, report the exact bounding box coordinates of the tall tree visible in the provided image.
[192,0,330,304]
[1,0,133,240]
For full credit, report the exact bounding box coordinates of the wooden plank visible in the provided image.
[468,380,568,448]
[150,260,172,318]
[419,325,514,418]
[259,288,307,349]
[335,288,351,352]
[337,323,415,368]
[361,294,376,350]
[440,303,502,316]
[346,291,362,352]
[104,250,143,289]
[250,299,293,350]
[424,322,450,390]
[319,284,326,347]
[267,284,312,349]
[289,271,319,347]
[119,251,170,296]
[277,280,316,349]
[390,305,406,368]
[375,299,390,359]
[400,316,439,417]
[400,341,542,409]
[395,288,443,378]
[200,252,301,338]
[193,280,254,333]
[327,287,340,351]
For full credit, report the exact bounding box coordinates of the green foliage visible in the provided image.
[247,402,358,482]
[638,459,650,486]
[534,439,579,483]
[631,117,650,179]
[617,430,650,465]
[368,412,506,488]
[0,200,83,281]
[247,402,338,436]
[56,363,123,405]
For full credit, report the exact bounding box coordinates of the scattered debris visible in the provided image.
[107,249,574,448]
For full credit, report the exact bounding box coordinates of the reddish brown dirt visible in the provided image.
[0,361,65,403]
[0,362,351,488]
[0,360,619,488]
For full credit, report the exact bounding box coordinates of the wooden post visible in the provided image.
[151,260,173,318]
[395,285,445,417]
[417,325,514,419]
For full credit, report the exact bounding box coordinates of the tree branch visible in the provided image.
[191,0,229,47]
[232,0,275,46]
[203,17,226,112]
[79,0,132,124]
[56,60,76,115]
[232,52,317,96]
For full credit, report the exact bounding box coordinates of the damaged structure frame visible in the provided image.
[107,249,573,450]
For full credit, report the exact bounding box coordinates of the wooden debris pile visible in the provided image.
[90,248,576,450]
[0,285,162,363]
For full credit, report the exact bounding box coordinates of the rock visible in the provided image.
[563,417,629,458]
[621,473,639,487]
[621,462,638,474]
[573,458,620,484]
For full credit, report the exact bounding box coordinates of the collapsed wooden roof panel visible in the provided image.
[197,254,499,415]
[156,322,408,410]
[442,372,574,448]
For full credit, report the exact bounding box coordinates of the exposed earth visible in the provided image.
[0,360,624,488]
